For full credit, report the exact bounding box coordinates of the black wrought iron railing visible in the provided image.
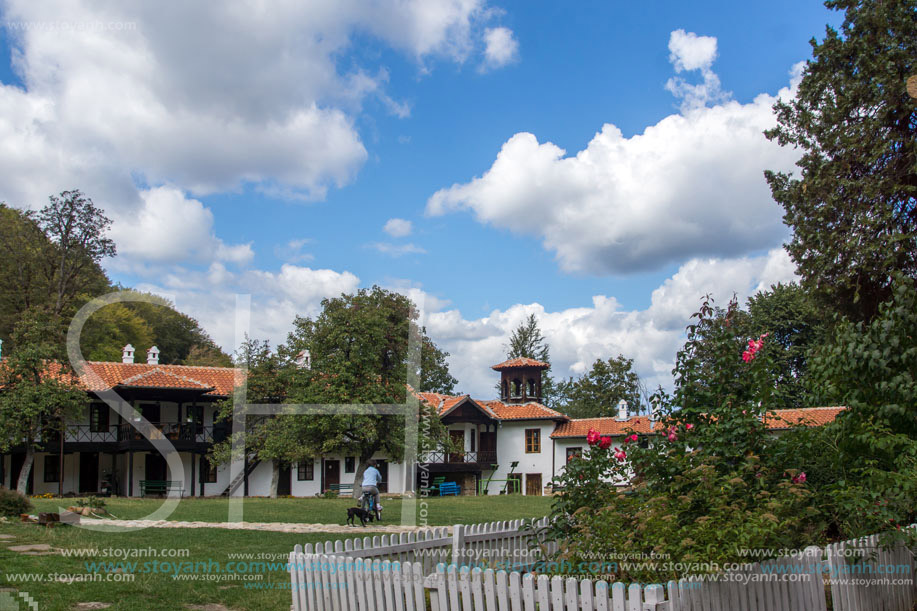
[116,422,215,443]
[419,450,498,465]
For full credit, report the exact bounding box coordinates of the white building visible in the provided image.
[0,347,844,497]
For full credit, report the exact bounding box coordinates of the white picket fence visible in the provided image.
[289,521,917,611]
[827,531,917,611]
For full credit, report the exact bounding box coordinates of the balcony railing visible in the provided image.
[419,450,497,465]
[51,423,218,445]
[117,422,215,444]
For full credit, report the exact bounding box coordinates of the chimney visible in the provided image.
[295,350,311,370]
[616,399,629,421]
[147,346,160,365]
[122,344,135,364]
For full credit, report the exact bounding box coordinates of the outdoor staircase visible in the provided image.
[221,456,261,496]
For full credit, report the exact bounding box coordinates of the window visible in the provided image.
[525,429,541,453]
[511,379,522,398]
[44,455,59,483]
[200,456,217,483]
[344,457,355,473]
[89,403,110,433]
[527,379,536,397]
[470,431,476,453]
[566,447,582,462]
[297,460,314,481]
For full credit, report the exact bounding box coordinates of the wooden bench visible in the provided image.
[328,483,354,497]
[439,481,460,496]
[140,480,184,497]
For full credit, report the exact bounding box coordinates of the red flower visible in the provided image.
[614,449,626,462]
[586,428,600,446]
[598,436,612,450]
[685,423,694,430]
[792,472,807,484]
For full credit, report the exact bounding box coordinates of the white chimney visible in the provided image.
[122,344,135,364]
[147,345,160,365]
[295,349,311,370]
[616,399,629,421]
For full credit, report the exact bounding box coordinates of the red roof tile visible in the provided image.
[551,407,845,439]
[763,407,845,430]
[77,362,241,397]
[414,392,565,421]
[491,357,550,370]
[551,416,659,438]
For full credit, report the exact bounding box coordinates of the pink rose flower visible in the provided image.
[586,428,600,446]
[685,423,694,430]
[598,436,612,450]
[614,449,626,462]
[792,472,807,484]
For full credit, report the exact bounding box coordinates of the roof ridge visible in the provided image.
[86,361,237,372]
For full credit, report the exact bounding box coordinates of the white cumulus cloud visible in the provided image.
[481,27,519,70]
[384,218,414,237]
[427,35,800,276]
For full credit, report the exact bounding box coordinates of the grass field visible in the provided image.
[1,495,553,610]
[28,494,554,526]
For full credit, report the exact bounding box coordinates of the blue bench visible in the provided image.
[439,481,460,496]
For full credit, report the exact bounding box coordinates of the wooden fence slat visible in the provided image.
[471,568,486,611]
[460,566,473,611]
[496,571,511,611]
[580,578,595,611]
[550,575,565,610]
[627,583,642,611]
[521,574,536,611]
[509,571,523,611]
[536,574,552,611]
[484,569,498,610]
[565,577,579,611]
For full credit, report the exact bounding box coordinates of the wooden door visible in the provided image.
[479,432,496,463]
[144,453,167,481]
[80,452,100,492]
[277,464,291,496]
[449,430,465,463]
[525,473,542,496]
[376,461,389,493]
[323,459,340,490]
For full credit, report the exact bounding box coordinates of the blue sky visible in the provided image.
[0,1,841,396]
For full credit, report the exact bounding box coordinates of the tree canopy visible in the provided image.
[765,0,917,322]
[556,355,643,418]
[213,287,454,496]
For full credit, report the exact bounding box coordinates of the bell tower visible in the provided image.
[492,357,550,404]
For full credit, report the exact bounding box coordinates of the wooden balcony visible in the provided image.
[419,450,498,472]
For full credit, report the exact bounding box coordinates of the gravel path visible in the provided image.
[79,518,441,534]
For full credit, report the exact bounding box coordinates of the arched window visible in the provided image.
[526,379,537,397]
[511,379,522,398]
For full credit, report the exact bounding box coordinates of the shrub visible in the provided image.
[0,487,34,517]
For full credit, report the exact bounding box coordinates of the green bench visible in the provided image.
[328,483,354,497]
[140,480,184,497]
[426,476,446,495]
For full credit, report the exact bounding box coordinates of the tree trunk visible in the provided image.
[269,462,279,499]
[351,453,376,499]
[17,445,34,495]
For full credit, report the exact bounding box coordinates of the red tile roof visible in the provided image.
[479,400,566,421]
[551,407,846,439]
[551,416,659,438]
[77,362,241,397]
[764,407,845,430]
[491,357,550,370]
[414,391,566,421]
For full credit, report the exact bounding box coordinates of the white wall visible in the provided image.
[478,420,556,496]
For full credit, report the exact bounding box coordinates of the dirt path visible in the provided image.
[79,518,443,534]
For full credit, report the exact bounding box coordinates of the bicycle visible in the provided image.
[360,489,382,522]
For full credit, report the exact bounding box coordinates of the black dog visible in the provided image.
[346,506,375,527]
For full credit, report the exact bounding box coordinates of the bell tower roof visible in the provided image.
[492,357,550,371]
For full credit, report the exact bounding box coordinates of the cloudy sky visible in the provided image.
[0,1,841,397]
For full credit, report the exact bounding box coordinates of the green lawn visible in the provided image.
[29,494,554,526]
[2,495,553,610]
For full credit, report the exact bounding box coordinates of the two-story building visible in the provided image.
[0,346,843,498]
